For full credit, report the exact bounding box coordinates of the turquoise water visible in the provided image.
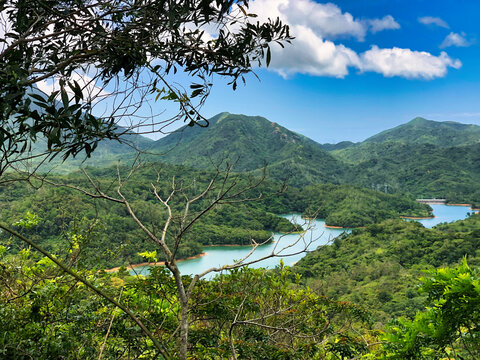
[416,204,476,228]
[130,204,475,278]
[131,215,348,278]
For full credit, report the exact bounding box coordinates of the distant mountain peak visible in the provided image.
[409,116,429,124]
[363,116,480,147]
[147,112,344,186]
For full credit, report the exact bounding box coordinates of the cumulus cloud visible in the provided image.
[367,15,400,33]
[360,46,462,80]
[268,25,361,78]
[440,32,471,48]
[278,0,366,40]
[248,0,399,42]
[36,73,110,103]
[235,0,460,80]
[418,16,449,28]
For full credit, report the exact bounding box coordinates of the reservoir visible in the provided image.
[130,204,476,278]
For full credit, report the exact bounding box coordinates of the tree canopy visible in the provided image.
[0,0,291,172]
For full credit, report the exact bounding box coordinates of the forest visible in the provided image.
[1,0,480,359]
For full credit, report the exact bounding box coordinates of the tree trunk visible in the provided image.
[179,298,189,360]
[169,262,190,360]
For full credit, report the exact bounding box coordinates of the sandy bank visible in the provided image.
[104,252,207,273]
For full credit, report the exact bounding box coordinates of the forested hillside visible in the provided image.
[341,143,480,204]
[4,0,479,358]
[148,112,347,186]
[327,118,480,204]
[0,164,295,268]
[363,117,480,146]
[294,212,480,324]
[35,112,480,204]
[0,164,431,269]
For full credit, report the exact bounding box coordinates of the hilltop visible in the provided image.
[148,112,346,186]
[33,113,480,203]
[364,117,480,147]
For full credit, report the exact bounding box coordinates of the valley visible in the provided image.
[3,2,480,357]
[2,112,480,359]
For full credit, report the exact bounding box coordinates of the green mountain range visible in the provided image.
[364,117,480,147]
[37,112,480,203]
[147,112,346,187]
[323,118,480,203]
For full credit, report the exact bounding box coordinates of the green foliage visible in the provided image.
[1,1,292,168]
[0,164,295,268]
[363,117,480,147]
[0,249,374,359]
[298,184,431,227]
[380,259,480,359]
[12,211,39,229]
[294,214,480,324]
[338,142,480,204]
[0,249,177,359]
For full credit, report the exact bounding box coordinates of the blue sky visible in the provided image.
[198,0,480,143]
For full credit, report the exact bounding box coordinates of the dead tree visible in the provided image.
[42,159,317,359]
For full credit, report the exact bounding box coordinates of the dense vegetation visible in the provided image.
[2,218,480,359]
[3,111,480,358]
[362,117,480,147]
[1,231,373,359]
[5,0,479,356]
[294,212,480,325]
[0,163,431,270]
[32,113,480,206]
[292,184,431,227]
[0,164,298,269]
[147,112,347,187]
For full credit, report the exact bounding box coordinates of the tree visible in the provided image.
[40,160,320,359]
[380,258,480,359]
[0,0,291,176]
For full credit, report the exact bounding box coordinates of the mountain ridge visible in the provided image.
[363,116,480,146]
[146,112,346,186]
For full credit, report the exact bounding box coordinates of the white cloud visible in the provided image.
[36,73,110,103]
[278,0,366,40]
[360,46,462,80]
[418,16,449,29]
[440,32,470,48]
[248,0,399,42]
[367,15,400,33]
[269,25,360,78]
[222,1,460,80]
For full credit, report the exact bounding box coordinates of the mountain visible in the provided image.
[32,126,154,173]
[148,112,347,186]
[333,117,480,164]
[343,143,480,203]
[319,141,355,151]
[29,112,480,203]
[325,117,480,204]
[364,117,480,147]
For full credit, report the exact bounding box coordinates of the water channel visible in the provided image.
[131,204,476,279]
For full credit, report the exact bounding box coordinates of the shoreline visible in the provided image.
[445,203,479,211]
[425,202,479,211]
[204,243,253,248]
[325,214,434,229]
[104,252,208,273]
[400,215,436,220]
[324,224,366,229]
